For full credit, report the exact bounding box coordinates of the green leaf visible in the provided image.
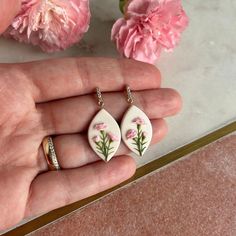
[96,147,103,152]
[97,151,104,155]
[119,0,126,14]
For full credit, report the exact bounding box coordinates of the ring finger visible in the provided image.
[38,119,168,171]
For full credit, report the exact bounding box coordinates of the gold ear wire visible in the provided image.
[96,87,105,108]
[126,85,134,104]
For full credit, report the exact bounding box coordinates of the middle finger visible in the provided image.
[37,88,181,135]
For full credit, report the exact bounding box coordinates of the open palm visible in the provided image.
[0,58,181,231]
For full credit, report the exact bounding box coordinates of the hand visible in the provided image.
[0,57,181,230]
[0,1,182,230]
[0,0,20,34]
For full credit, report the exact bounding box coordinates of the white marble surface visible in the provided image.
[0,0,236,167]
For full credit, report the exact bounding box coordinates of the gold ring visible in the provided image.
[42,136,61,171]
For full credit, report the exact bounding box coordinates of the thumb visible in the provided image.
[0,0,21,34]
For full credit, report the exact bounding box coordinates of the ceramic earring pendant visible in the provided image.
[88,88,121,162]
[121,86,152,157]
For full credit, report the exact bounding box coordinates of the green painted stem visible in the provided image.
[95,131,114,161]
[132,124,146,157]
[137,124,143,156]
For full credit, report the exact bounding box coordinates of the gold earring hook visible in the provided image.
[96,87,105,108]
[126,85,134,104]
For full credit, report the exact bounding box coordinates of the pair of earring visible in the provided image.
[88,86,153,162]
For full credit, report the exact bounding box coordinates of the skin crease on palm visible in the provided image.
[0,0,182,231]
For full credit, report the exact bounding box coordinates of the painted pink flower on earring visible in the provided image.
[126,129,137,139]
[133,117,145,125]
[92,123,118,161]
[92,136,100,143]
[94,123,108,131]
[111,0,189,64]
[126,118,148,156]
[4,0,91,52]
[108,132,120,142]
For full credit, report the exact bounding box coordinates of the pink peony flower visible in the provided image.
[126,129,137,139]
[92,135,100,143]
[108,132,119,142]
[94,123,108,131]
[132,117,145,125]
[111,0,189,64]
[4,0,90,52]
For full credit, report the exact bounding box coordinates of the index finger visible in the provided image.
[14,57,161,103]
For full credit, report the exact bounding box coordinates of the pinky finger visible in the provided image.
[25,156,136,218]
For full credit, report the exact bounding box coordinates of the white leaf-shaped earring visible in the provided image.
[88,88,121,162]
[121,86,152,157]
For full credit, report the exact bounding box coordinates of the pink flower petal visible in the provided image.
[142,131,148,138]
[126,129,137,139]
[94,123,108,131]
[92,135,100,143]
[132,117,145,125]
[108,132,119,142]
